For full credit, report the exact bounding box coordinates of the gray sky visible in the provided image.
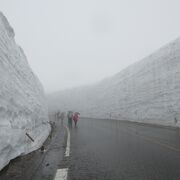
[1,0,180,93]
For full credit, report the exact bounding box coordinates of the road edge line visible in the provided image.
[64,125,70,157]
[54,168,68,180]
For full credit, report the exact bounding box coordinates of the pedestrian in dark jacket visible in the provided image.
[67,111,73,127]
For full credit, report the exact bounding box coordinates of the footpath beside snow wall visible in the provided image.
[0,12,50,170]
[48,38,180,127]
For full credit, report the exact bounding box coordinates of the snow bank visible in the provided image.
[48,37,180,127]
[0,12,50,170]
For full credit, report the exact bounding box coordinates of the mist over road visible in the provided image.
[66,118,180,180]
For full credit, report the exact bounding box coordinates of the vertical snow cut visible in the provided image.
[48,38,180,127]
[0,12,50,170]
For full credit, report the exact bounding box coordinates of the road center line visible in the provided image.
[54,168,68,180]
[65,125,70,157]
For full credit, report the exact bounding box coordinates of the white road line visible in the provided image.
[54,126,70,180]
[65,125,70,157]
[54,168,68,180]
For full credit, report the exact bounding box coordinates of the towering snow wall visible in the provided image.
[48,37,180,127]
[0,12,50,170]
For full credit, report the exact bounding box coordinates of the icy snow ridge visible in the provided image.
[0,12,50,170]
[48,38,180,127]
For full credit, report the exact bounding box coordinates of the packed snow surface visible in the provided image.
[0,12,50,170]
[48,37,180,127]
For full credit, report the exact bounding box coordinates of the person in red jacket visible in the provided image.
[73,112,80,127]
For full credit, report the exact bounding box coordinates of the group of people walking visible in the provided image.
[56,111,80,127]
[67,111,80,127]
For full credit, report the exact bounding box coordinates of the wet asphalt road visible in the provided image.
[65,118,180,180]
